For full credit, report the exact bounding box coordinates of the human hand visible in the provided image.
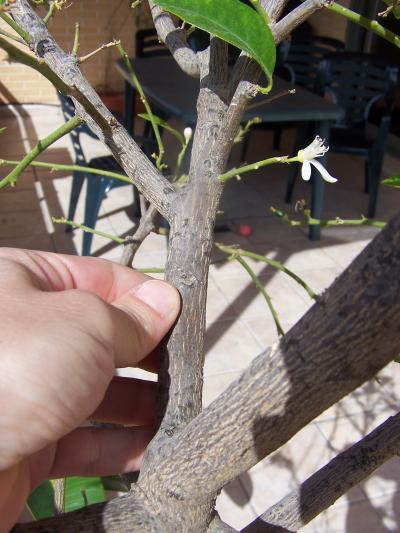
[0,248,180,530]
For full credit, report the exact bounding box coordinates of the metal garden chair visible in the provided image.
[59,93,154,256]
[285,52,398,218]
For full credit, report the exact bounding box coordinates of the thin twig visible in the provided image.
[72,22,80,56]
[218,156,296,182]
[79,39,120,64]
[52,217,125,244]
[236,255,284,336]
[216,243,317,300]
[329,2,400,49]
[0,158,133,184]
[0,115,83,188]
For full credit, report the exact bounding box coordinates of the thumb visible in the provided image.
[111,279,181,367]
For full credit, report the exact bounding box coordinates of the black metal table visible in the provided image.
[115,56,344,239]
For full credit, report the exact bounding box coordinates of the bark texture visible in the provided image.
[243,413,400,532]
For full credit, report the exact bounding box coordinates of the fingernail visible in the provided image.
[131,280,180,318]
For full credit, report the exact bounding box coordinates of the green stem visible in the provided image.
[43,1,57,24]
[218,156,297,182]
[0,12,32,43]
[72,22,80,56]
[0,28,26,45]
[270,207,386,229]
[236,256,284,337]
[52,218,125,244]
[328,2,400,49]
[217,243,317,300]
[0,158,134,184]
[116,42,165,170]
[0,116,83,188]
[136,267,165,273]
[174,141,189,181]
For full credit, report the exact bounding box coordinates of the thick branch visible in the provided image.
[274,0,334,43]
[148,0,200,78]
[141,210,400,502]
[264,0,289,22]
[243,413,400,532]
[11,0,176,220]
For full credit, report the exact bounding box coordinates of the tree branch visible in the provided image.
[10,0,176,221]
[264,0,289,22]
[243,413,400,532]
[141,209,400,502]
[274,0,334,43]
[120,203,158,267]
[148,0,200,78]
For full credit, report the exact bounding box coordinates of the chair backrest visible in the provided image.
[58,93,97,166]
[135,28,169,57]
[319,52,399,128]
[278,37,345,92]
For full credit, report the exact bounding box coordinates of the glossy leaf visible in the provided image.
[152,0,276,80]
[138,113,185,145]
[64,476,105,512]
[382,175,400,188]
[27,481,55,519]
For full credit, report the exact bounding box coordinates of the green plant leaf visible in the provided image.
[138,113,185,144]
[382,175,400,188]
[27,481,55,519]
[64,476,106,512]
[152,0,276,80]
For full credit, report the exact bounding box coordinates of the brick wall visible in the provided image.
[0,0,152,104]
[0,2,350,105]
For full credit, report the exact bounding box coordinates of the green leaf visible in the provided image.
[152,0,276,80]
[64,476,106,512]
[0,127,6,134]
[138,113,185,144]
[27,481,55,519]
[382,175,400,188]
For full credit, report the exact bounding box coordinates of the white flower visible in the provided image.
[297,136,337,183]
[184,127,192,144]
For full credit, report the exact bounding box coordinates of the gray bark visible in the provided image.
[243,413,400,532]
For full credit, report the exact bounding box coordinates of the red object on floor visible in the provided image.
[238,224,252,237]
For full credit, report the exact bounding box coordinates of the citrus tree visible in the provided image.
[0,1,399,531]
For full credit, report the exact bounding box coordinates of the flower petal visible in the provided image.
[301,160,312,181]
[310,160,337,183]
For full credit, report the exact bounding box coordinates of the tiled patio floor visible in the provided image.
[1,104,399,531]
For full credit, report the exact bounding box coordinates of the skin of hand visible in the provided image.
[0,248,180,531]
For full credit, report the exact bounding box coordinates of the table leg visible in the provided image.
[309,121,330,240]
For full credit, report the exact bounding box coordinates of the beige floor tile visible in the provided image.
[204,319,263,376]
[215,479,258,531]
[206,279,236,325]
[212,272,310,323]
[373,491,400,532]
[302,497,386,532]
[323,240,371,269]
[202,371,243,407]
